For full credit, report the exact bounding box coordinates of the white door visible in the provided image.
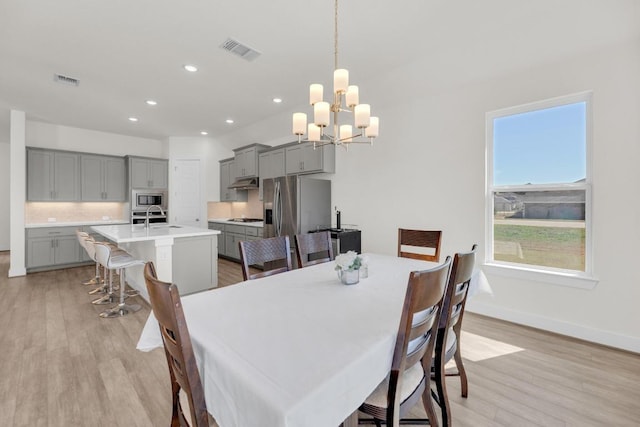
[172,159,202,227]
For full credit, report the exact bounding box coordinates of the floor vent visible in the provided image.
[53,74,80,86]
[220,38,261,62]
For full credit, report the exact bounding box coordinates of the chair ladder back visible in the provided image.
[398,229,443,262]
[295,231,334,268]
[143,262,209,427]
[433,244,478,427]
[384,259,451,425]
[239,236,292,281]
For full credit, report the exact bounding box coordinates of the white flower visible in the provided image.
[335,251,362,271]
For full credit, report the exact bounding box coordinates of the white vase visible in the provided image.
[338,268,360,285]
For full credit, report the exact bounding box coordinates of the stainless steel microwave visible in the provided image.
[132,189,167,211]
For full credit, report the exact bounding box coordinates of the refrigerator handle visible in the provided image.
[274,180,281,236]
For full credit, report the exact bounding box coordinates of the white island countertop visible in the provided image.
[91,223,220,243]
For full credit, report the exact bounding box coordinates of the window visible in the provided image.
[486,92,594,286]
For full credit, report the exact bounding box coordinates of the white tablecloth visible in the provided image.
[137,253,491,427]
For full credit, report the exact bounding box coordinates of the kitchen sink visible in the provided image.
[150,225,182,229]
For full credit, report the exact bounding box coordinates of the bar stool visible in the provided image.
[81,235,128,300]
[94,243,145,318]
[76,230,101,286]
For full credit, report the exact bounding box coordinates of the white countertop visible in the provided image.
[208,218,264,228]
[26,220,130,229]
[91,223,220,243]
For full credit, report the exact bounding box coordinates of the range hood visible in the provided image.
[228,177,258,190]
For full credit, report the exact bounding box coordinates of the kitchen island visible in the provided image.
[91,223,220,300]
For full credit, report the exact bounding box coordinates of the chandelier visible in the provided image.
[291,0,379,149]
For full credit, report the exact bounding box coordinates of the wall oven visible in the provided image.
[131,210,168,225]
[132,189,167,211]
[131,189,168,224]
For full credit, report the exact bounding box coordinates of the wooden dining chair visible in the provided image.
[294,231,334,268]
[143,262,209,427]
[398,229,443,263]
[238,235,293,281]
[432,244,477,427]
[359,258,451,427]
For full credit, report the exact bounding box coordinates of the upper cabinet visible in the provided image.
[80,154,126,201]
[220,158,247,202]
[27,148,80,201]
[258,148,286,200]
[233,144,270,179]
[128,156,168,189]
[285,142,335,175]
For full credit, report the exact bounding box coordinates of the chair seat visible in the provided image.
[363,362,425,409]
[107,254,145,269]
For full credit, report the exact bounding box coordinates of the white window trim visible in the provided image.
[485,91,597,289]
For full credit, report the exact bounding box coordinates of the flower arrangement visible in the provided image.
[335,251,363,272]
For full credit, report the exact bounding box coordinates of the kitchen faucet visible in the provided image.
[144,205,165,228]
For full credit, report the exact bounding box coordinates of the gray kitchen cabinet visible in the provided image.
[219,159,247,202]
[258,148,285,200]
[80,154,126,201]
[208,222,226,256]
[224,224,246,259]
[285,142,335,175]
[233,144,270,179]
[27,148,80,201]
[26,227,81,270]
[128,156,168,189]
[208,222,263,261]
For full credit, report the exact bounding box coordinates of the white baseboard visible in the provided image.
[466,300,640,354]
[8,266,26,277]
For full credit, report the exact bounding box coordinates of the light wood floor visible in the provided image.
[1,252,639,426]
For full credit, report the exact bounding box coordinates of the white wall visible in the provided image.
[217,38,640,352]
[26,121,167,157]
[0,142,9,250]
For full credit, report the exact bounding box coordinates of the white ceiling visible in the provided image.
[1,0,638,143]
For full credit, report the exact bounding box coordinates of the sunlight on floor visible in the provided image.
[461,331,524,362]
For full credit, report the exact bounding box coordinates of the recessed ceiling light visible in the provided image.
[128,117,138,122]
[183,64,198,72]
[145,100,157,106]
[225,119,234,124]
[200,131,208,135]
[273,98,282,103]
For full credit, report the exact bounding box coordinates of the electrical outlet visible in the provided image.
[47,217,56,222]
[102,216,110,221]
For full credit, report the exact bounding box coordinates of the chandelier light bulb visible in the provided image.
[354,104,371,128]
[309,84,323,105]
[365,117,379,138]
[340,125,353,142]
[293,113,307,135]
[308,123,321,141]
[314,102,330,127]
[346,86,359,108]
[334,69,349,94]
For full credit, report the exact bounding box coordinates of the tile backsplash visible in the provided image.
[208,190,263,219]
[25,202,126,224]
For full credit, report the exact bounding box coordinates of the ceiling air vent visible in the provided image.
[53,73,80,86]
[220,38,261,62]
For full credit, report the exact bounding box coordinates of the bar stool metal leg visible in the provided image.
[100,266,141,318]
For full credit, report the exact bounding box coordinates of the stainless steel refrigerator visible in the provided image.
[263,176,331,241]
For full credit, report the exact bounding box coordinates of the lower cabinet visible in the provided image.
[224,224,245,260]
[208,222,263,263]
[26,225,114,272]
[208,222,225,256]
[26,227,82,271]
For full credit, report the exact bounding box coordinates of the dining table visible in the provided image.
[137,253,492,427]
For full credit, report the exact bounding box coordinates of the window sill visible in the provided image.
[482,263,599,290]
